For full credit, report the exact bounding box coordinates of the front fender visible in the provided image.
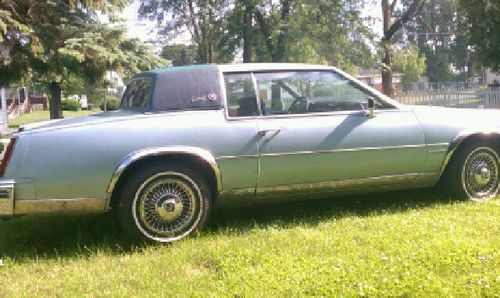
[440,127,500,174]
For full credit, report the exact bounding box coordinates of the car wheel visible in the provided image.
[118,163,212,243]
[448,142,499,201]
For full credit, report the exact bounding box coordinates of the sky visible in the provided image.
[121,1,384,46]
[121,2,157,41]
[121,1,191,45]
[362,2,384,37]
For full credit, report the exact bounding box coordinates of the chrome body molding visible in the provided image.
[216,143,450,160]
[14,198,107,214]
[106,146,223,207]
[219,173,424,200]
[256,173,419,196]
[260,143,448,157]
[219,187,256,199]
[0,180,15,216]
[216,154,258,161]
[0,179,107,216]
[217,173,445,208]
[439,128,500,175]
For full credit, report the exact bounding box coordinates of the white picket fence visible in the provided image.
[395,86,500,109]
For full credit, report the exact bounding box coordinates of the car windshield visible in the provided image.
[120,77,153,110]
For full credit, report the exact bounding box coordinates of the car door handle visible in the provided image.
[257,126,281,142]
[257,127,281,135]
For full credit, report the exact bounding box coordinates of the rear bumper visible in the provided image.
[0,179,15,216]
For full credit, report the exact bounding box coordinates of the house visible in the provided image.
[356,69,403,94]
[485,69,500,86]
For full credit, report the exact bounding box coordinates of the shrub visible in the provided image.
[61,99,81,111]
[99,97,121,111]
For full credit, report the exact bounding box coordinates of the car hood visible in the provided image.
[19,110,143,133]
[409,106,500,143]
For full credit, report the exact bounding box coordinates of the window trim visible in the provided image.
[251,72,263,116]
[222,71,260,119]
[222,69,399,121]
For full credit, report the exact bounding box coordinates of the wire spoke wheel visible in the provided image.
[461,147,499,201]
[132,172,204,242]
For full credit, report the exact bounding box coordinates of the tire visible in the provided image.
[447,141,499,201]
[118,163,212,243]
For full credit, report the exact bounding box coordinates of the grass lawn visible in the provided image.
[0,190,498,296]
[7,109,97,130]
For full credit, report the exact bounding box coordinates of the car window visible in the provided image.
[224,73,259,117]
[121,77,153,109]
[254,71,393,115]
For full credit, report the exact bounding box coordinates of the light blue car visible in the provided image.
[0,64,499,243]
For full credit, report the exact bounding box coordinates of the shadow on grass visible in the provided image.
[0,212,136,260]
[207,188,455,233]
[0,188,455,260]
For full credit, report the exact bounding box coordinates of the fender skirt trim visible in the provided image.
[106,146,222,209]
[439,128,500,175]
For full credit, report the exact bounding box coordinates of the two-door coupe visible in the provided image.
[0,64,498,243]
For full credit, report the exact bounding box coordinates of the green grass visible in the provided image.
[1,190,498,296]
[7,109,97,130]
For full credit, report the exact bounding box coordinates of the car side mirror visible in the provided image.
[367,97,375,118]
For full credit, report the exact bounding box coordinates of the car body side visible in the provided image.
[0,64,499,217]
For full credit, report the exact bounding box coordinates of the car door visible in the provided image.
[253,70,427,195]
[215,72,260,197]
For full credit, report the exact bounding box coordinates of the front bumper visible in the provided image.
[0,180,15,216]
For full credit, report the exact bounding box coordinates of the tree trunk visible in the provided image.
[255,0,290,63]
[208,42,213,63]
[243,2,253,63]
[197,33,207,63]
[207,6,214,63]
[381,0,425,96]
[272,0,291,62]
[382,0,393,97]
[254,8,274,61]
[382,43,393,97]
[48,81,63,119]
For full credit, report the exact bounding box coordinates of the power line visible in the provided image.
[401,32,468,36]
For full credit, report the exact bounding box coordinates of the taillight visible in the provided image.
[0,138,17,177]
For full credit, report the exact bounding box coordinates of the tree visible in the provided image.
[253,0,291,62]
[242,0,254,62]
[1,0,166,119]
[394,0,472,83]
[459,0,500,71]
[285,0,376,72]
[217,0,257,63]
[139,0,232,63]
[141,0,374,71]
[392,46,426,90]
[240,0,375,69]
[0,2,40,85]
[381,0,426,96]
[160,44,197,66]
[0,5,31,47]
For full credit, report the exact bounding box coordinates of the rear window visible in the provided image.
[120,77,153,109]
